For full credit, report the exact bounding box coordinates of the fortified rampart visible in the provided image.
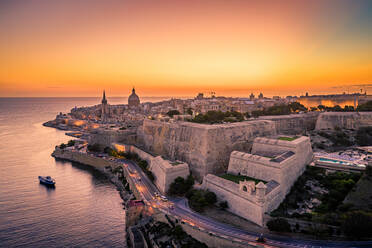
[51,148,142,200]
[229,136,313,197]
[150,156,189,194]
[202,174,281,226]
[315,112,372,130]
[89,128,137,147]
[202,136,313,226]
[153,212,258,248]
[137,119,276,180]
[258,112,319,134]
[113,144,190,195]
[52,148,120,170]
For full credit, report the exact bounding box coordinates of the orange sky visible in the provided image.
[0,0,371,97]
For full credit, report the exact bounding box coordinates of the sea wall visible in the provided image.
[315,112,372,130]
[137,119,276,180]
[52,148,143,200]
[52,148,120,171]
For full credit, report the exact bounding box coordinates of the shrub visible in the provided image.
[67,140,75,147]
[59,143,67,149]
[186,189,215,212]
[87,143,101,152]
[355,126,372,146]
[219,201,228,210]
[342,211,372,239]
[357,100,372,111]
[267,218,291,232]
[166,110,180,117]
[204,191,217,205]
[186,108,193,115]
[190,111,244,124]
[168,175,194,196]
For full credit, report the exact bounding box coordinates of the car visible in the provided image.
[160,196,168,202]
[256,233,265,243]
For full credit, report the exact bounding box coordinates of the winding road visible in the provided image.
[120,159,372,248]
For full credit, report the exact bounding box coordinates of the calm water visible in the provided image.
[0,97,167,248]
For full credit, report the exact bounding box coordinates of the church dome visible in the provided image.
[128,88,140,108]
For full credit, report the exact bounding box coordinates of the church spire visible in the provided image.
[102,90,107,104]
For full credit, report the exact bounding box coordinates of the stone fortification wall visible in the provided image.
[315,112,372,130]
[150,156,190,194]
[137,119,276,180]
[52,148,143,200]
[153,212,255,248]
[114,144,190,195]
[202,174,280,226]
[124,144,154,164]
[229,136,313,197]
[227,151,295,186]
[258,112,319,134]
[89,128,136,147]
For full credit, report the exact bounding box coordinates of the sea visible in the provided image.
[0,97,168,248]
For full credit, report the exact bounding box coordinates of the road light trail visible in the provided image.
[120,159,372,248]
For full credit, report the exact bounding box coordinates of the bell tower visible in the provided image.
[101,90,108,123]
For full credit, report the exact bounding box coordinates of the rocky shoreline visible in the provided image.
[53,151,133,210]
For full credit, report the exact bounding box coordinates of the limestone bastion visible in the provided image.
[258,112,319,135]
[112,144,190,195]
[149,156,190,194]
[136,119,277,180]
[202,136,313,226]
[315,112,372,130]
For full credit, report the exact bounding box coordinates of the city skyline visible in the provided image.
[1,0,371,97]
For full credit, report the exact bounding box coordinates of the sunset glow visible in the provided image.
[0,0,371,97]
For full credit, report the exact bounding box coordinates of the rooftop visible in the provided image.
[219,173,266,184]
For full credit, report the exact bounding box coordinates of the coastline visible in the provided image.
[52,148,132,209]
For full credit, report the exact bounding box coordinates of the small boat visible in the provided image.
[38,176,56,186]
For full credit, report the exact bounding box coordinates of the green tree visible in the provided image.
[186,108,193,115]
[67,140,75,147]
[342,211,372,239]
[267,218,291,232]
[318,104,326,111]
[166,109,181,117]
[289,102,307,112]
[87,143,101,152]
[219,201,228,210]
[357,100,372,111]
[355,127,372,146]
[204,191,217,205]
